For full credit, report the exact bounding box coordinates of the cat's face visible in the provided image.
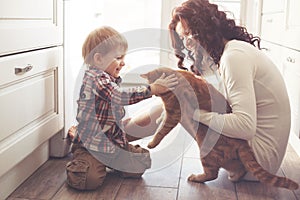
[140,71,159,84]
[140,68,174,84]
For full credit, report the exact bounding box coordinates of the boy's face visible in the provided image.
[100,48,126,78]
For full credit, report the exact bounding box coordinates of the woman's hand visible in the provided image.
[193,109,204,122]
[150,73,178,95]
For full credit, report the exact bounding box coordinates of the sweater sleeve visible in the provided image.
[193,49,257,140]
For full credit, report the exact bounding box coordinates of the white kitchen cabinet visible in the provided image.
[260,0,284,43]
[260,13,285,44]
[283,0,300,50]
[0,0,63,56]
[261,40,300,153]
[260,0,300,49]
[259,0,300,155]
[0,1,64,199]
[261,42,300,155]
[0,47,64,199]
[281,48,300,138]
[261,41,283,72]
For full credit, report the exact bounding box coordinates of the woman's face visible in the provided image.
[175,20,197,51]
[175,20,215,74]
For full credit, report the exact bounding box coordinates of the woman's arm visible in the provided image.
[193,50,257,140]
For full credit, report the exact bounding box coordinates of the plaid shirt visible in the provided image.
[76,66,152,153]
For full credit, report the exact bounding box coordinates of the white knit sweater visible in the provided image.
[193,40,291,179]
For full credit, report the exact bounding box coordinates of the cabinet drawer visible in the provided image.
[0,48,62,86]
[0,47,63,142]
[0,72,56,142]
[0,0,63,56]
[0,0,53,19]
[261,41,283,73]
[262,0,285,13]
[261,13,285,44]
[283,0,300,50]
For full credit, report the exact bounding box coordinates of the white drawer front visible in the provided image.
[0,0,63,56]
[261,13,285,44]
[262,0,285,13]
[0,71,56,142]
[0,0,53,19]
[0,48,61,86]
[283,0,300,51]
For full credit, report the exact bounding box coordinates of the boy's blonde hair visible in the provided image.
[82,26,128,65]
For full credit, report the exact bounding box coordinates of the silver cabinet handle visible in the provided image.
[15,64,33,75]
[261,47,269,51]
[94,12,102,18]
[286,57,295,63]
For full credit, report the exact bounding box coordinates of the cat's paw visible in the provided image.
[188,174,197,182]
[228,171,246,182]
[188,173,217,183]
[147,141,157,149]
[188,174,205,183]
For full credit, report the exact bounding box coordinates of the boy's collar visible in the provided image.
[114,76,122,84]
[89,66,122,84]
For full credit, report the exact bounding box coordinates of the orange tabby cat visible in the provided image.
[141,67,299,190]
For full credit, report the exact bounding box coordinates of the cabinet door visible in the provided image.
[281,48,300,138]
[260,13,285,44]
[0,47,64,178]
[0,0,63,56]
[261,41,283,73]
[283,0,300,50]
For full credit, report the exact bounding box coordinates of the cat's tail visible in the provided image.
[238,144,299,190]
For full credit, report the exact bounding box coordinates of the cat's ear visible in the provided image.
[140,73,149,79]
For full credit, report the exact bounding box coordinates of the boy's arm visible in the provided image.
[94,73,151,105]
[113,85,152,105]
[113,73,178,105]
[94,73,178,106]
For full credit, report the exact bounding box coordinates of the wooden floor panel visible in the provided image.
[122,158,182,188]
[7,157,71,200]
[115,185,178,200]
[178,157,237,200]
[236,180,297,200]
[52,173,123,200]
[7,144,300,200]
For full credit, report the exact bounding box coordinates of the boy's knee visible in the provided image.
[66,147,107,190]
[123,144,151,174]
[118,171,144,178]
[85,164,107,190]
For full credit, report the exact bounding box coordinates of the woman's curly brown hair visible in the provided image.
[169,0,261,74]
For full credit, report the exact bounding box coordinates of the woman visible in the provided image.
[169,0,291,180]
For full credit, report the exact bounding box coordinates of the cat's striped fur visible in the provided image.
[141,67,299,190]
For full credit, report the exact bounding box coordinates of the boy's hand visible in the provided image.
[150,73,178,95]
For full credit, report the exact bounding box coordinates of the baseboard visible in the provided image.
[49,129,71,158]
[0,141,49,200]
